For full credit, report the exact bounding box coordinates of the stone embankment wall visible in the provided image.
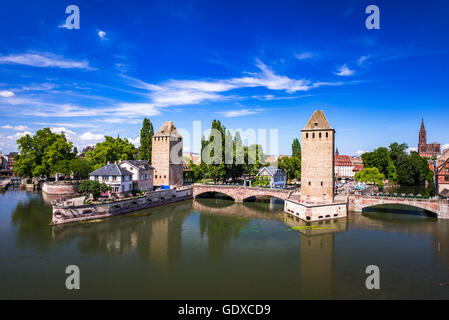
[42,182,79,194]
[51,187,193,225]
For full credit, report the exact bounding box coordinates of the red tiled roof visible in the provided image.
[335,155,352,166]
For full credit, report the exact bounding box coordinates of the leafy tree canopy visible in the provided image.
[86,136,136,170]
[14,128,75,177]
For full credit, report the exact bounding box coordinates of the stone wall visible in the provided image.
[284,199,347,222]
[42,182,79,194]
[51,187,193,225]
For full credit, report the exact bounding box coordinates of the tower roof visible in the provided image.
[420,118,425,131]
[154,121,182,138]
[302,110,333,130]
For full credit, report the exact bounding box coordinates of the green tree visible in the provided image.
[78,180,109,200]
[389,142,408,165]
[355,167,385,188]
[292,138,301,158]
[86,136,136,170]
[278,156,301,182]
[139,118,154,162]
[362,147,397,182]
[14,128,75,178]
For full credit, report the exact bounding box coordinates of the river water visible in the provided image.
[1,190,449,299]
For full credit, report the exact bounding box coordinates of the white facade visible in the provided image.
[335,165,354,178]
[89,174,133,193]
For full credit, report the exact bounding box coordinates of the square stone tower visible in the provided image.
[301,110,335,203]
[151,121,183,187]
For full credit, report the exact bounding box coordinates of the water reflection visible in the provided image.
[5,191,449,299]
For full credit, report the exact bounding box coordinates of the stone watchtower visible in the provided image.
[301,110,335,203]
[151,121,183,187]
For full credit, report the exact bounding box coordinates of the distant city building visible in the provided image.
[301,110,335,202]
[6,152,17,170]
[351,156,364,175]
[418,119,440,157]
[119,160,154,191]
[334,148,354,179]
[0,153,8,170]
[89,162,133,193]
[183,152,201,165]
[80,145,95,158]
[151,121,183,188]
[256,166,286,188]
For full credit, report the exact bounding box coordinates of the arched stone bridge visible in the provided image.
[192,184,296,202]
[348,194,449,219]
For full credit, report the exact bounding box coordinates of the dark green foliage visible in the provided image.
[79,180,110,200]
[139,118,154,162]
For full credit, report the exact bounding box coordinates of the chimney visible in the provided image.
[107,161,110,165]
[114,161,117,165]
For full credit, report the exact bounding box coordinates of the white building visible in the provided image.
[256,166,287,188]
[335,151,354,179]
[89,162,133,193]
[119,160,154,191]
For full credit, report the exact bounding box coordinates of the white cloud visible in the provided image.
[217,109,262,118]
[98,30,106,40]
[357,55,370,66]
[295,52,314,60]
[124,59,345,108]
[128,137,140,146]
[406,147,417,153]
[0,90,14,97]
[6,131,32,140]
[441,144,449,152]
[354,150,369,156]
[79,132,104,141]
[0,52,94,70]
[1,125,30,131]
[58,24,70,29]
[334,64,355,76]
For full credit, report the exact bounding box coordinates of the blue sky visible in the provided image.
[0,0,448,156]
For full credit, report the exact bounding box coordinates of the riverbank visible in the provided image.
[51,187,193,225]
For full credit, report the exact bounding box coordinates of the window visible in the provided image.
[113,176,117,181]
[306,133,308,139]
[446,176,449,182]
[326,132,328,138]
[319,132,322,138]
[312,133,315,138]
[320,181,323,186]
[308,181,311,186]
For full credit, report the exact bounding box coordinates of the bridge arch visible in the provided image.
[351,195,440,217]
[361,203,438,217]
[194,190,236,201]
